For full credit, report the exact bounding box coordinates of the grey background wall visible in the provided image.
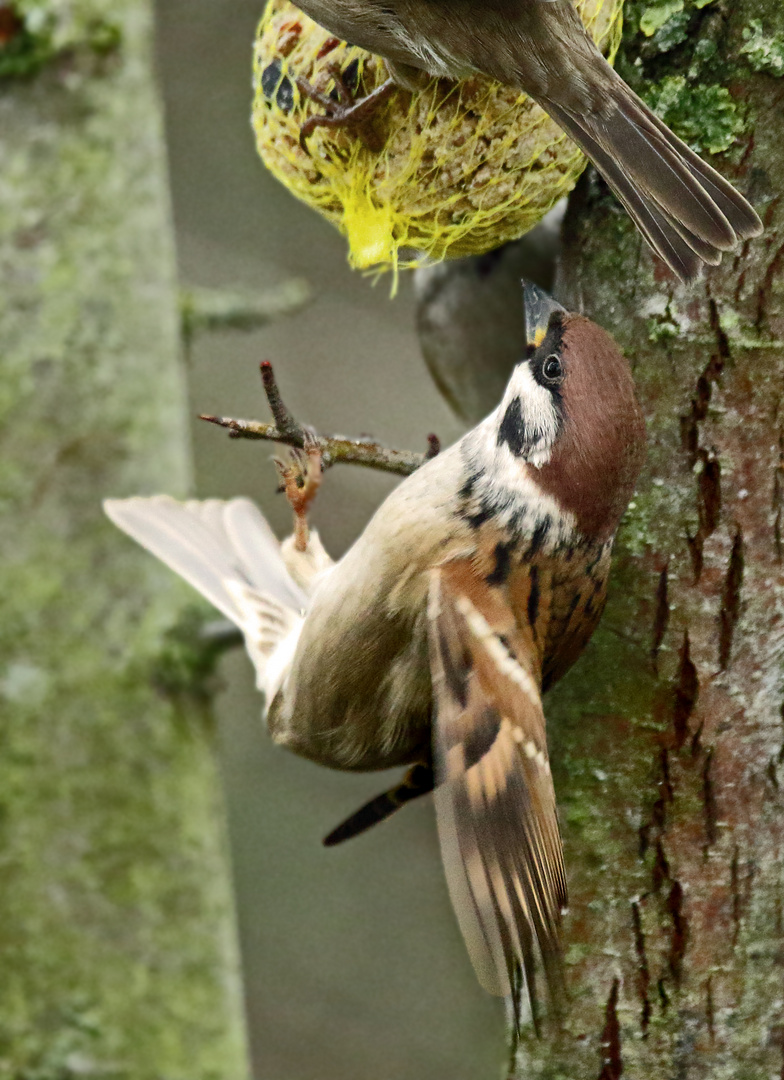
[153,1,505,1076]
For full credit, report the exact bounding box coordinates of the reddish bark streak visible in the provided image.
[631,901,651,1036]
[598,979,623,1080]
[672,632,698,751]
[0,5,21,45]
[718,531,744,671]
[667,880,688,983]
[652,839,671,893]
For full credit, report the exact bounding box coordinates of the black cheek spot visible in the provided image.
[497,397,526,457]
[486,541,513,586]
[527,566,540,627]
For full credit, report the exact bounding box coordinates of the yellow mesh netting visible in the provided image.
[252,0,623,276]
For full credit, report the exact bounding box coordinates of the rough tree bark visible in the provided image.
[418,2,784,1076]
[544,2,784,1077]
[0,3,247,1076]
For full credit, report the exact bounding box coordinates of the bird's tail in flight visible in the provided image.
[104,495,332,701]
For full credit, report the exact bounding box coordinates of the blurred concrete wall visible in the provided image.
[154,1,504,1076]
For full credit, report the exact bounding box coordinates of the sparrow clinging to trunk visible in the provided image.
[104,282,647,1015]
[292,0,761,282]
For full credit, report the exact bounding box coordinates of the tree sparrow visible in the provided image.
[104,283,646,1013]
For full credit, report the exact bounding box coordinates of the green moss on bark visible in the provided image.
[741,19,784,76]
[0,1,121,79]
[504,0,784,1075]
[0,2,247,1076]
[617,0,761,156]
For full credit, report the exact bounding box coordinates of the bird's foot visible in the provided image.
[275,428,323,552]
[297,63,395,153]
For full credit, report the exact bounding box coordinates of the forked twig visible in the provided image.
[200,361,440,478]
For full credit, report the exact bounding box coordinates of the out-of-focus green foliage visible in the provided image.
[0,1,121,78]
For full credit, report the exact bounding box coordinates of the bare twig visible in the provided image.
[260,360,300,438]
[200,361,439,478]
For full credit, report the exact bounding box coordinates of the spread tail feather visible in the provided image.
[103,495,327,699]
[542,76,761,281]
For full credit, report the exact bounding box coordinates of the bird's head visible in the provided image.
[488,282,647,542]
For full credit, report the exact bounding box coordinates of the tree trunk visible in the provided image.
[530,2,784,1075]
[0,4,247,1076]
[419,2,784,1075]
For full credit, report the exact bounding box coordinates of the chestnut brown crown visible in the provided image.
[537,311,647,541]
[491,288,647,543]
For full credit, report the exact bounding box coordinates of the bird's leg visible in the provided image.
[383,57,431,93]
[322,762,434,846]
[275,428,323,552]
[297,61,396,152]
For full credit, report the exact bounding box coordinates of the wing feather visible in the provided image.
[428,561,566,1012]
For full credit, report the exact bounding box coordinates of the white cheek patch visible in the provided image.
[464,417,576,546]
[499,364,561,467]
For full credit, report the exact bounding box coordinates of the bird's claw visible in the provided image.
[297,65,395,153]
[274,429,323,552]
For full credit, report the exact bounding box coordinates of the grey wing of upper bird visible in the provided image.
[428,558,567,1017]
[294,0,761,281]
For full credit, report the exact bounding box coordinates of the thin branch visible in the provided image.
[260,360,300,438]
[200,361,440,478]
[180,281,310,344]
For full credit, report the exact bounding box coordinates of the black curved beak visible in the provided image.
[523,280,567,355]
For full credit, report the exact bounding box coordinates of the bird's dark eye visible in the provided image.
[542,355,562,382]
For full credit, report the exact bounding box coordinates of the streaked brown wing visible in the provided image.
[428,560,567,1010]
